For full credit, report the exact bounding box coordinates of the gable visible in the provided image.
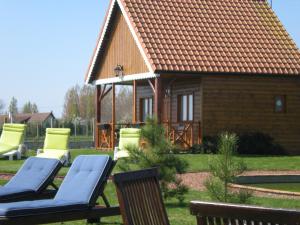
[95,7,149,80]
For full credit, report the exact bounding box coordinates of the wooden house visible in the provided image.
[85,0,300,154]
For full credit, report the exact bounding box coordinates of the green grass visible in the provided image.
[250,183,300,192]
[179,154,300,172]
[2,151,300,175]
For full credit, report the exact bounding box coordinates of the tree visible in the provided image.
[62,85,80,121]
[0,99,4,114]
[116,87,133,122]
[118,118,189,203]
[8,97,18,114]
[79,85,95,120]
[22,101,39,113]
[204,132,251,203]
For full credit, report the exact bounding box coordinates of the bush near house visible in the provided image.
[190,132,285,155]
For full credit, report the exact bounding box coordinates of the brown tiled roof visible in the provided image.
[86,0,300,83]
[122,0,300,75]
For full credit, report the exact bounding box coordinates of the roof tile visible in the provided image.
[121,0,300,75]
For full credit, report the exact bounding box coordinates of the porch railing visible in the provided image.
[96,121,201,150]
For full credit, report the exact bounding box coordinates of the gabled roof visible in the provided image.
[0,112,55,124]
[86,0,300,83]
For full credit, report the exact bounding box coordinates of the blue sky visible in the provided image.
[0,0,299,118]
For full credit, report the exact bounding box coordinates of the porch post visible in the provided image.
[95,85,101,149]
[132,80,137,123]
[154,77,162,123]
[111,84,116,149]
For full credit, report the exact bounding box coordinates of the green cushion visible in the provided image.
[0,124,26,149]
[37,149,68,160]
[0,143,15,154]
[43,128,70,150]
[119,128,141,151]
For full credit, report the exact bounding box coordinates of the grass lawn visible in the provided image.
[179,154,300,172]
[1,150,300,175]
[1,149,300,224]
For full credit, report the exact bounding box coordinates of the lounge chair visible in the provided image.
[0,157,62,203]
[0,155,120,225]
[113,168,170,225]
[36,128,71,165]
[0,124,27,160]
[114,128,141,160]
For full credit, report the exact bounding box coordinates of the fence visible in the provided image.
[0,120,95,149]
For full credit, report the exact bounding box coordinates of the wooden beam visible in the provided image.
[111,84,116,149]
[102,86,112,100]
[95,86,101,149]
[154,77,162,123]
[147,79,155,94]
[133,80,137,123]
[99,84,107,100]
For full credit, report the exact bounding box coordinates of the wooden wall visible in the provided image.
[95,8,148,80]
[170,79,202,123]
[202,75,300,154]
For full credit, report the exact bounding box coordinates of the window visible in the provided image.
[178,94,193,121]
[274,95,286,113]
[140,97,153,122]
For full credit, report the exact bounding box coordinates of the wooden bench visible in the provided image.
[190,201,300,225]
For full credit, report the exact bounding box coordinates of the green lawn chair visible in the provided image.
[0,123,27,160]
[114,128,141,160]
[37,128,71,165]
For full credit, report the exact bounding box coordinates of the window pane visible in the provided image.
[181,95,187,121]
[189,94,193,121]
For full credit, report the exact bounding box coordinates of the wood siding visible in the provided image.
[95,8,148,80]
[202,75,300,154]
[170,79,202,123]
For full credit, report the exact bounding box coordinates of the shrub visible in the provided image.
[189,136,219,154]
[191,132,286,155]
[204,132,251,203]
[118,117,189,204]
[237,132,285,155]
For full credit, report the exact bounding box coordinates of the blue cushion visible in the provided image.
[0,155,112,217]
[0,199,88,217]
[5,157,61,193]
[54,155,112,205]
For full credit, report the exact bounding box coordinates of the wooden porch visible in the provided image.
[94,77,203,150]
[95,121,202,150]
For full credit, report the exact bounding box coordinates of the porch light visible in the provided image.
[114,65,124,78]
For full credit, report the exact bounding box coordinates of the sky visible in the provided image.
[0,0,299,118]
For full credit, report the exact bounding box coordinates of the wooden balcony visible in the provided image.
[95,121,201,150]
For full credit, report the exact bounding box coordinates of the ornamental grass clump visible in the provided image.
[118,117,188,204]
[204,132,251,203]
